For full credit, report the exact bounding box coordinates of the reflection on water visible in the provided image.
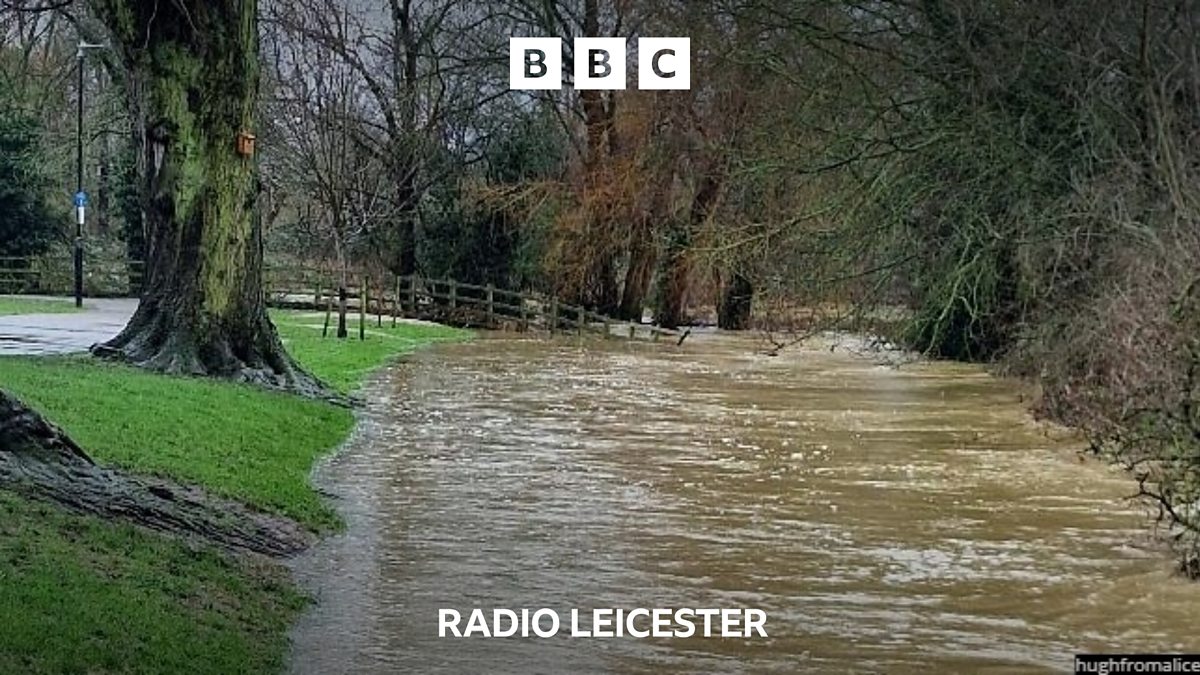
[288,333,1200,674]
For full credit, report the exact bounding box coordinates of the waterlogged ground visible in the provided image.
[288,333,1200,674]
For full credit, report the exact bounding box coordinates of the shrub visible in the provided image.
[0,86,60,258]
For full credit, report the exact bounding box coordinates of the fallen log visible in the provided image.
[0,390,313,557]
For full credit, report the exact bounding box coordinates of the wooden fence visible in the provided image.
[265,268,680,342]
[0,256,678,342]
[0,256,143,297]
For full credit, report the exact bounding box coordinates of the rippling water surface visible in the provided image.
[288,333,1200,674]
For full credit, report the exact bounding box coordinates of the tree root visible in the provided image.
[92,297,346,405]
[0,390,315,557]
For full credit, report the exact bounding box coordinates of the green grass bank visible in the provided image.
[0,296,82,316]
[0,310,469,674]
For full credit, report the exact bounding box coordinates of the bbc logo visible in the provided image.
[509,37,690,91]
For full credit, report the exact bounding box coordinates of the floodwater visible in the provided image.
[288,333,1200,674]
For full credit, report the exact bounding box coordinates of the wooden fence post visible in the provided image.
[550,297,558,335]
[359,277,367,341]
[486,284,495,326]
[520,296,529,332]
[449,279,457,309]
[576,307,584,335]
[392,275,400,327]
[409,275,418,315]
[628,325,636,340]
[375,277,383,327]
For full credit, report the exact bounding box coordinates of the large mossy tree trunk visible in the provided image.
[90,0,324,396]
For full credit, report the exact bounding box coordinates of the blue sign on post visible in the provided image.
[74,191,89,208]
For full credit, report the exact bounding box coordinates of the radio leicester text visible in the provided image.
[439,608,766,639]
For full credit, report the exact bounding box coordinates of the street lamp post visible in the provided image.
[75,41,106,308]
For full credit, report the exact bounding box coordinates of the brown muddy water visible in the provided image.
[287,333,1200,674]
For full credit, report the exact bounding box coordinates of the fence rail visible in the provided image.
[266,268,680,342]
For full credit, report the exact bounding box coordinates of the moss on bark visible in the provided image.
[91,0,327,397]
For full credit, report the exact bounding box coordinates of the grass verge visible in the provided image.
[0,296,81,316]
[0,492,305,675]
[274,311,467,394]
[0,312,467,530]
[0,354,351,531]
[0,310,469,674]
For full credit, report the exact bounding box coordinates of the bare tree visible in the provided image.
[265,7,400,337]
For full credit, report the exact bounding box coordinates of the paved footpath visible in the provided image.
[0,297,137,356]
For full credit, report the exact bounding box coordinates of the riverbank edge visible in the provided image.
[0,312,471,674]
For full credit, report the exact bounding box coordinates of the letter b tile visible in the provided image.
[574,38,627,90]
[510,37,563,90]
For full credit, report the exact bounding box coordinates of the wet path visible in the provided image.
[0,297,134,355]
[289,334,1200,674]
